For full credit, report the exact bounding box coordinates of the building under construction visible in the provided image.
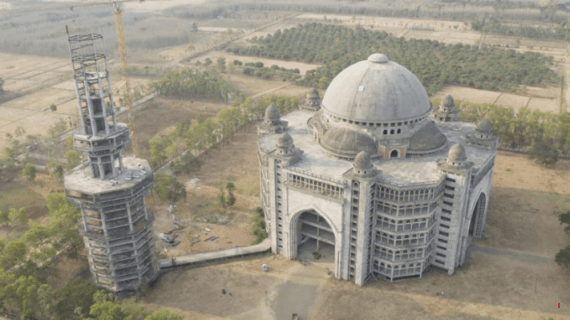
[63,30,159,293]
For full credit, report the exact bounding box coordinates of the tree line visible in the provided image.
[149,69,238,102]
[148,93,300,169]
[432,98,570,164]
[228,23,558,95]
[471,17,570,40]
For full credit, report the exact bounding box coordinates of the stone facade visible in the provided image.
[257,54,497,285]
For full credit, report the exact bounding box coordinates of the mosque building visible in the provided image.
[257,53,497,285]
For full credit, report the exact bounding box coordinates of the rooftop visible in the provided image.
[64,157,152,195]
[259,111,495,186]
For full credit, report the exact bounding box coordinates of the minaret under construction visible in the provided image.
[63,29,159,293]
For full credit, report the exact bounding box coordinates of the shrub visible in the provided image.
[250,207,268,244]
[528,139,559,166]
[21,162,37,182]
[153,173,186,204]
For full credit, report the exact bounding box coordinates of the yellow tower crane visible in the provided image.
[0,0,141,155]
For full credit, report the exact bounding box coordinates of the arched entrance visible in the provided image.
[390,150,398,158]
[291,210,336,266]
[469,193,486,238]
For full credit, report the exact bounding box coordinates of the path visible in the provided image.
[159,238,271,270]
[472,244,554,264]
[251,84,290,99]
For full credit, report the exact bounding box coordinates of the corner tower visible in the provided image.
[63,30,159,293]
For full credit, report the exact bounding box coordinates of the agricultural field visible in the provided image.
[433,85,562,114]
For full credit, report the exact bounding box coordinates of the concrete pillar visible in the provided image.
[354,179,372,286]
[126,203,134,232]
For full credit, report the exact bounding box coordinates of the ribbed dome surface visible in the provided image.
[321,54,431,123]
[408,122,448,152]
[477,118,493,134]
[265,104,280,122]
[320,127,377,158]
[354,151,372,170]
[448,143,467,162]
[277,132,293,149]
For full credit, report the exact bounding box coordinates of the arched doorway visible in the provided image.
[390,150,399,158]
[291,210,336,266]
[469,193,486,238]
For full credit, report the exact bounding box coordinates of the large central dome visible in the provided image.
[321,54,431,123]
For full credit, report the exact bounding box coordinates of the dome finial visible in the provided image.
[264,103,280,124]
[447,143,467,165]
[477,118,493,134]
[441,94,454,109]
[354,151,372,170]
[367,53,389,63]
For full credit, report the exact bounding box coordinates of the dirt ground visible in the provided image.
[150,126,261,256]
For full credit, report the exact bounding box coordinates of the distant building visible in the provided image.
[64,31,159,293]
[257,53,497,285]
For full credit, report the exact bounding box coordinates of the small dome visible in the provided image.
[308,87,319,97]
[354,151,372,170]
[408,122,448,152]
[277,132,293,149]
[448,144,467,162]
[264,104,280,123]
[441,94,455,108]
[321,127,377,159]
[321,54,431,123]
[477,118,493,134]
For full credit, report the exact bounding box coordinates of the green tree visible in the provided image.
[0,239,28,270]
[0,203,10,226]
[51,278,98,320]
[144,308,184,320]
[250,207,268,244]
[176,118,191,138]
[153,174,186,204]
[0,77,4,95]
[555,244,570,269]
[50,104,57,112]
[8,207,28,226]
[47,160,64,178]
[149,135,168,165]
[226,182,236,207]
[318,76,329,90]
[528,138,559,166]
[559,211,570,226]
[216,57,226,73]
[21,162,37,182]
[64,150,81,169]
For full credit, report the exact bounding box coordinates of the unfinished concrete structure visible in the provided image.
[257,54,497,285]
[63,30,159,293]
